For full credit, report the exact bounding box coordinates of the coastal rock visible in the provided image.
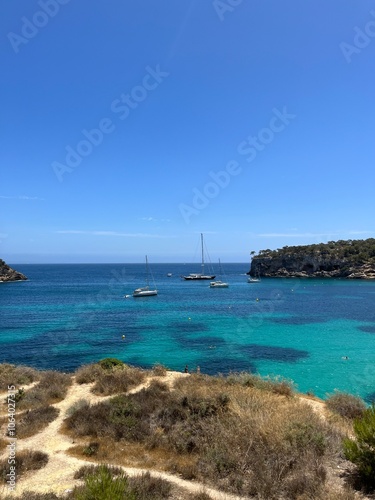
[0,259,27,282]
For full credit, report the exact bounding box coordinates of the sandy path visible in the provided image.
[3,372,245,499]
[298,394,327,419]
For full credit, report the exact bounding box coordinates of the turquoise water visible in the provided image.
[1,264,375,400]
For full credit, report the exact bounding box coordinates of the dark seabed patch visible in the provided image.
[271,316,325,325]
[358,325,375,334]
[168,321,210,334]
[240,344,309,362]
[174,335,226,350]
[197,356,257,376]
[365,391,375,404]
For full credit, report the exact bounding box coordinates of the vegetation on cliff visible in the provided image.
[0,259,27,282]
[250,238,375,279]
[254,238,375,262]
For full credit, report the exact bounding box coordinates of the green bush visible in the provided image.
[344,405,375,490]
[73,465,134,500]
[99,358,124,370]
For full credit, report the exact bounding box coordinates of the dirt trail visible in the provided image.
[298,394,327,419]
[2,372,244,499]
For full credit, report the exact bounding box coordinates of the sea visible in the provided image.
[1,263,375,401]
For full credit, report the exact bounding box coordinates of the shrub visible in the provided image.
[16,405,59,438]
[72,465,133,500]
[152,364,167,377]
[65,398,89,417]
[0,450,48,480]
[17,371,71,410]
[71,466,173,500]
[82,441,100,457]
[74,464,124,480]
[75,363,102,384]
[0,363,40,391]
[3,493,60,500]
[344,405,375,490]
[91,367,146,396]
[99,358,124,370]
[128,471,172,499]
[326,392,366,420]
[75,361,145,395]
[225,372,295,396]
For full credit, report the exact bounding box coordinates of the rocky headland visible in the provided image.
[249,238,375,279]
[0,258,27,282]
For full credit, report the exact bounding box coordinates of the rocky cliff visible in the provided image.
[249,239,375,279]
[0,259,27,282]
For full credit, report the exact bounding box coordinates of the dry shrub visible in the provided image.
[326,392,366,420]
[0,363,40,391]
[65,372,344,499]
[190,493,213,500]
[75,361,146,395]
[128,471,172,499]
[152,364,167,376]
[225,371,295,396]
[17,371,71,410]
[317,486,360,500]
[0,438,8,452]
[66,398,89,417]
[16,405,59,438]
[0,449,48,480]
[75,363,103,384]
[74,463,124,479]
[3,493,60,500]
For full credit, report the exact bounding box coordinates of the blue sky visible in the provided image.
[1,0,374,263]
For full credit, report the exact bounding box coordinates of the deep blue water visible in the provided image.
[1,263,375,400]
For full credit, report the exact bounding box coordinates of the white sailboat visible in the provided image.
[210,259,229,288]
[182,233,215,280]
[133,256,158,297]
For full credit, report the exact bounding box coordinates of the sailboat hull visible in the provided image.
[133,287,157,297]
[183,274,215,280]
[210,281,228,288]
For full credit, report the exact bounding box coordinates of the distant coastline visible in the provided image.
[0,259,28,282]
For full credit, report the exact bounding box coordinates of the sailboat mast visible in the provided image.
[201,233,204,274]
[145,255,149,287]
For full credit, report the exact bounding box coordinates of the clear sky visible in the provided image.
[1,0,374,263]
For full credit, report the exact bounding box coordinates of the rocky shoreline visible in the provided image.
[0,259,27,282]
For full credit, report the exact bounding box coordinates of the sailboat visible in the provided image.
[133,256,158,297]
[182,233,215,280]
[210,259,229,288]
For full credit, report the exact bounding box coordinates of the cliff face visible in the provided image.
[251,255,375,279]
[0,259,27,282]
